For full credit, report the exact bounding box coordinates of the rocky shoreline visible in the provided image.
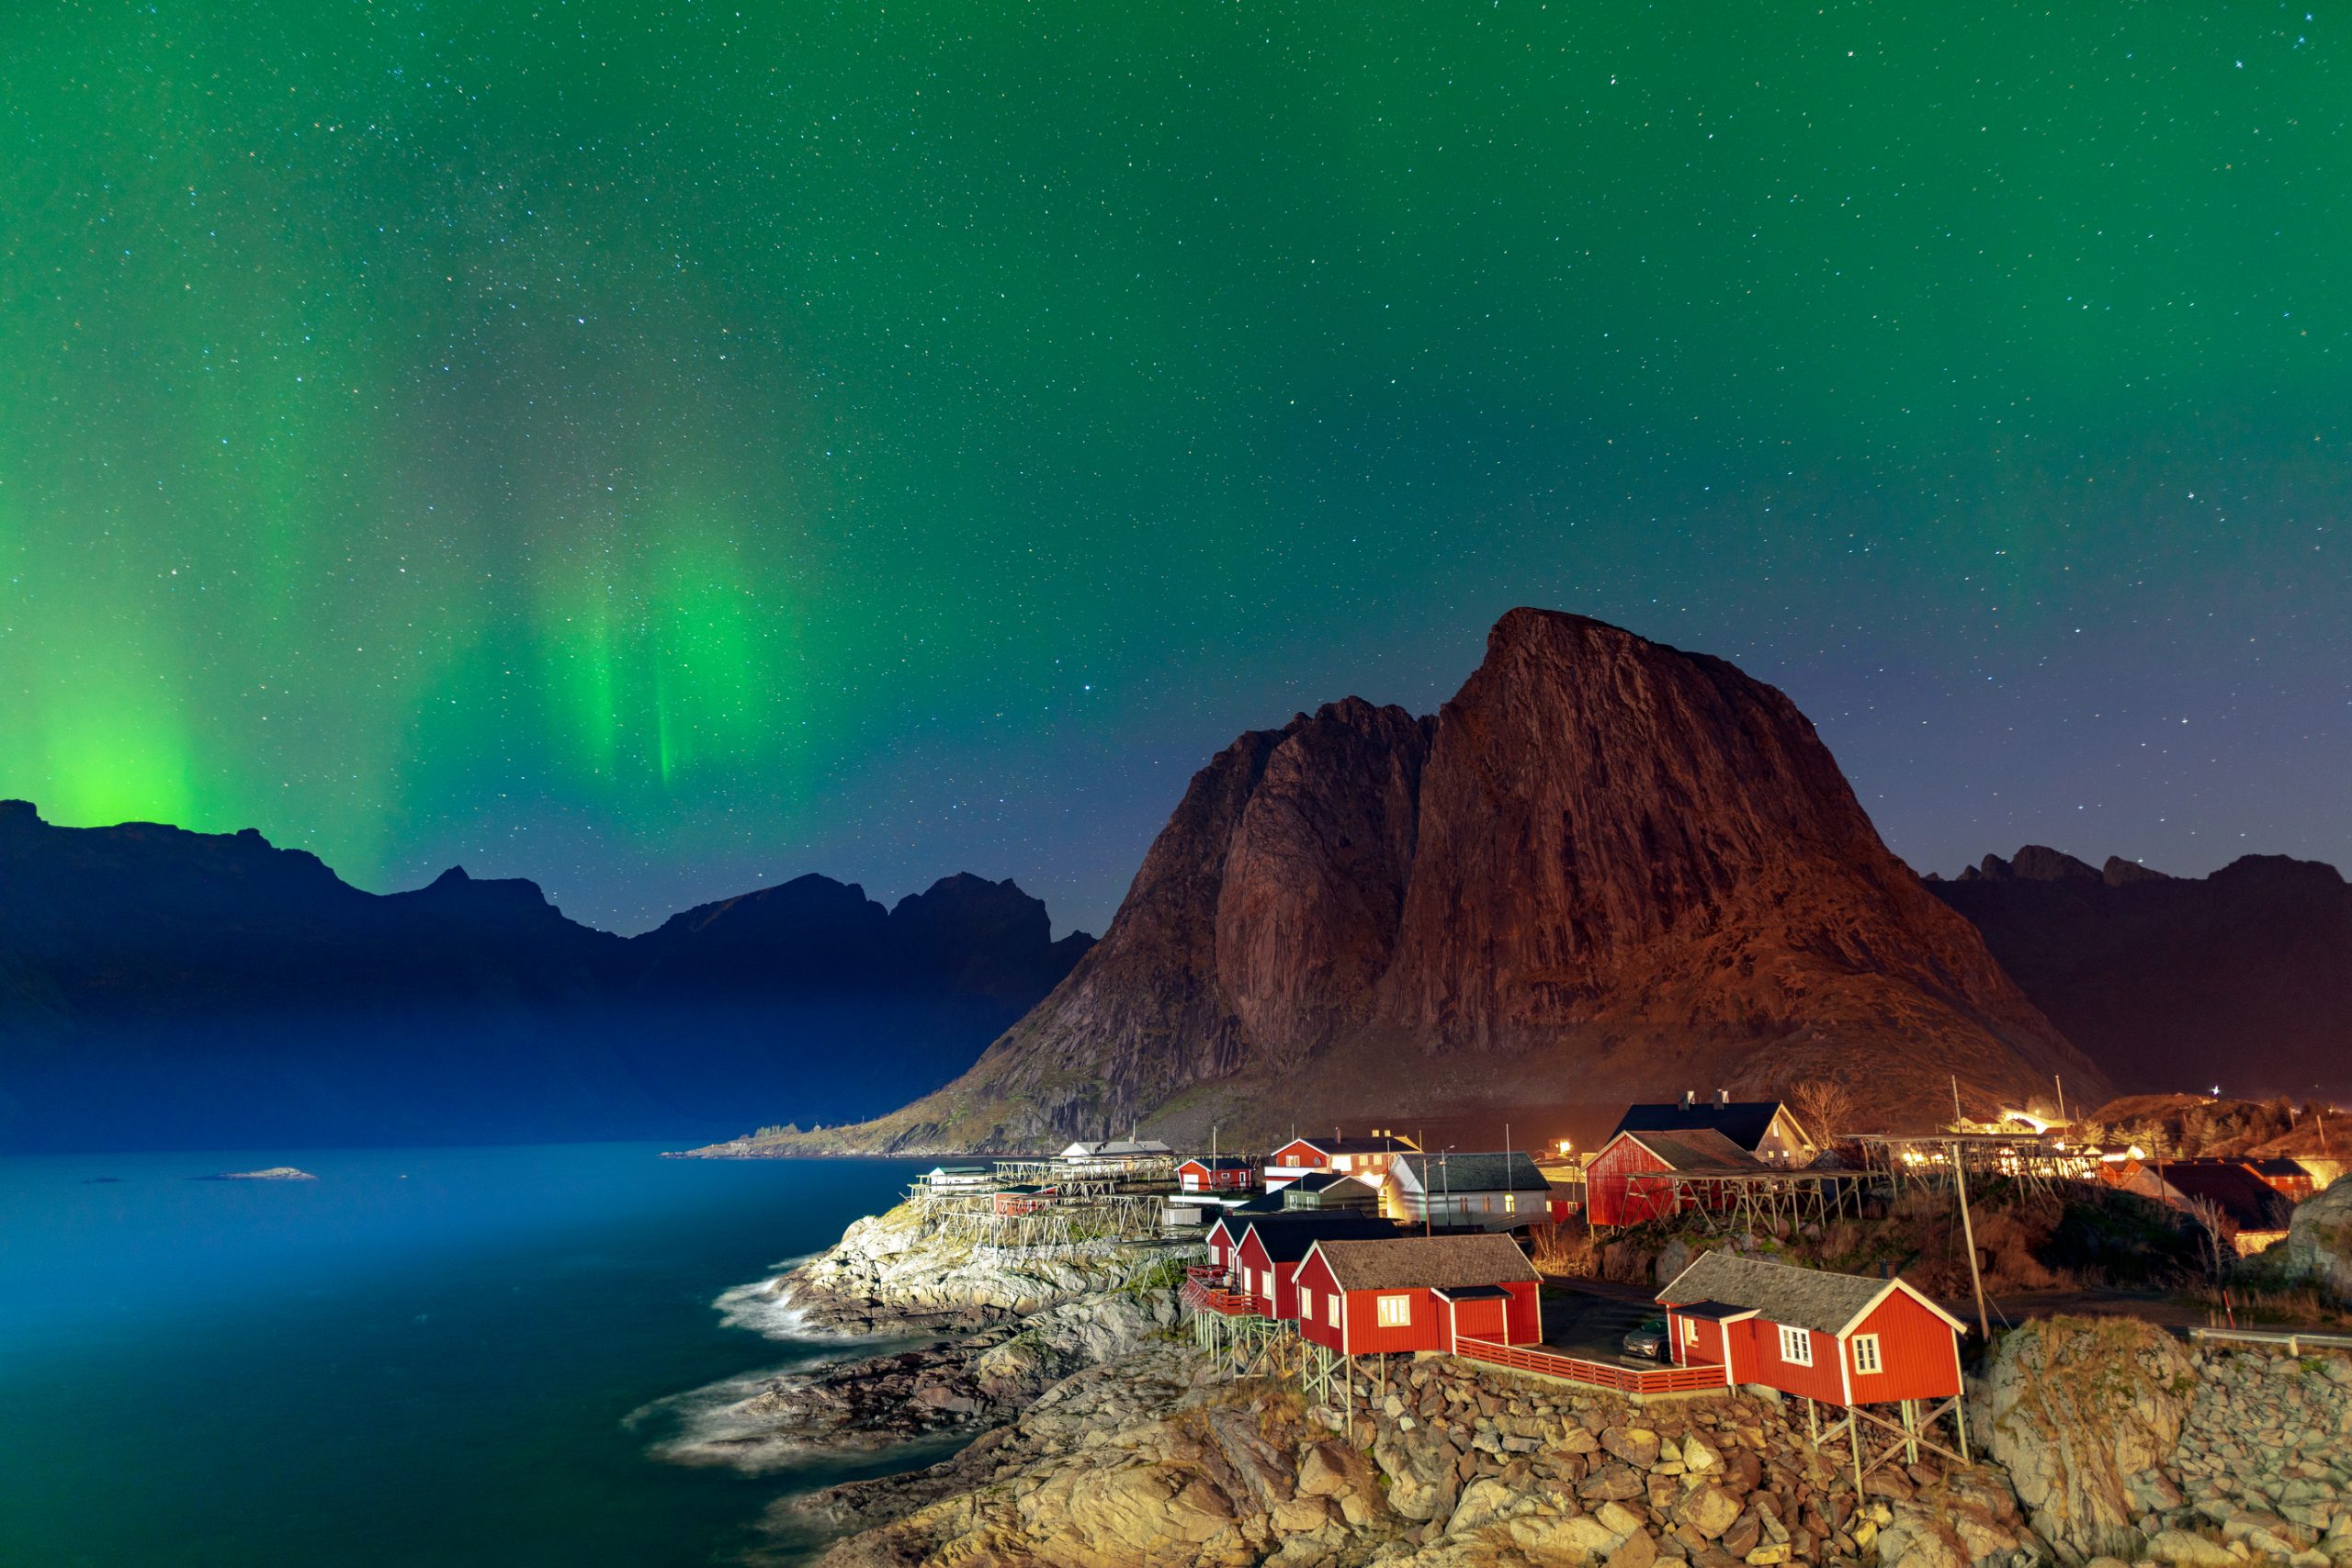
[695,1204,2352,1568]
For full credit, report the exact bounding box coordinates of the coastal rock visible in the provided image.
[2286,1179,2352,1304]
[1984,1315,2193,1562]
[806,609,2100,1152]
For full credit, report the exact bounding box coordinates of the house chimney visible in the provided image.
[1718,1089,1730,1107]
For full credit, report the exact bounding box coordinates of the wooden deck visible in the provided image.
[1181,1276,1261,1316]
[1454,1337,1729,1395]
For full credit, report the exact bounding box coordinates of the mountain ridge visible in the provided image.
[0,798,1091,1153]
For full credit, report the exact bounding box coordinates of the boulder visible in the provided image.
[2146,1529,2239,1568]
[1984,1315,2194,1562]
[1676,1485,1744,1540]
[1296,1442,1351,1498]
[1581,1463,1649,1502]
[2287,1180,2352,1304]
[1604,1427,1663,1467]
[1506,1511,1626,1566]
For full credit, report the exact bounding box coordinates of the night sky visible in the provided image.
[4,3,2345,935]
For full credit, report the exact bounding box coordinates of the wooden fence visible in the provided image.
[1454,1337,1729,1395]
[1181,1277,1260,1317]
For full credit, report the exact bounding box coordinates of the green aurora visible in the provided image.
[4,2,2346,930]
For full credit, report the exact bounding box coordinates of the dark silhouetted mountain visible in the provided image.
[786,610,2103,1153]
[1929,846,2352,1102]
[0,799,1090,1153]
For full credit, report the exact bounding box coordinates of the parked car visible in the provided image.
[1622,1315,1668,1359]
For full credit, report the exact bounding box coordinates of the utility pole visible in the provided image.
[2054,1075,2067,1122]
[1951,1138,1990,1343]
[1951,1075,1964,1129]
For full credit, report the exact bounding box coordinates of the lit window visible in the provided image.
[1377,1294,1412,1327]
[1505,1193,1517,1213]
[1300,1287,1314,1318]
[1779,1325,1813,1366]
[1327,1295,1340,1328]
[1683,1318,1698,1347]
[1852,1335,1883,1374]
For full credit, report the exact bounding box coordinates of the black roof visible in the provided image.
[1180,1155,1254,1171]
[1611,1100,1798,1152]
[1244,1214,1396,1262]
[2154,1162,2297,1232]
[1432,1284,1512,1301]
[1283,1134,1420,1156]
[1668,1299,1757,1322]
[1394,1150,1553,1193]
[1286,1170,1376,1194]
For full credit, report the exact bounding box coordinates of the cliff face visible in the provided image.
[0,801,1089,1152]
[1930,846,2352,1101]
[839,610,2100,1150]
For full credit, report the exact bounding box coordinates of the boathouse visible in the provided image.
[1292,1233,1541,1356]
[1585,1127,1769,1228]
[991,1184,1057,1216]
[1386,1150,1555,1230]
[1177,1156,1256,1194]
[1609,1092,1818,1165]
[1657,1251,1964,1405]
[1264,1132,1420,1191]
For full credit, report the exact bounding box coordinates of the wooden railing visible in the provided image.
[1181,1277,1261,1317]
[1454,1337,1728,1395]
[2189,1326,2352,1355]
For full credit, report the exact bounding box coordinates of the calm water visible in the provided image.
[0,1145,930,1567]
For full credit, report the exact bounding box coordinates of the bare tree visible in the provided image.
[2183,1195,2235,1283]
[1788,1078,1860,1149]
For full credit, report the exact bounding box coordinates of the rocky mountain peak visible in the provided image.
[838,610,2100,1149]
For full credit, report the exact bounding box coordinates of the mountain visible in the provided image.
[794,609,2102,1153]
[1928,846,2352,1102]
[0,799,1091,1153]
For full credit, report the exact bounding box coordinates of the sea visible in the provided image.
[0,1144,934,1567]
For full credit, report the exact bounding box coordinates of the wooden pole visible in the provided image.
[1951,1139,1990,1342]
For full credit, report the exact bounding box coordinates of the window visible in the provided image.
[1778,1325,1814,1366]
[1300,1288,1314,1319]
[1683,1318,1699,1348]
[1505,1193,1517,1213]
[1327,1295,1340,1329]
[1376,1294,1413,1328]
[1851,1335,1883,1374]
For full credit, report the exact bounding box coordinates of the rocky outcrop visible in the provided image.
[802,1342,2041,1568]
[1930,846,2352,1102]
[1981,1317,2195,1562]
[800,611,2098,1152]
[2288,1176,2352,1306]
[2168,1342,2352,1554]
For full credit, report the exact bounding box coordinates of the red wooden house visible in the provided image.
[1585,1128,1767,1228]
[992,1184,1057,1216]
[1231,1214,1396,1317]
[1656,1252,1964,1405]
[1263,1132,1419,1191]
[1177,1156,1256,1194]
[1292,1234,1542,1357]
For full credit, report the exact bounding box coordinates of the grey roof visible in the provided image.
[1310,1234,1540,1292]
[1611,1100,1806,1153]
[1656,1251,1897,1337]
[1614,1127,1770,1174]
[1179,1156,1255,1171]
[1395,1150,1554,1193]
[1286,1170,1376,1194]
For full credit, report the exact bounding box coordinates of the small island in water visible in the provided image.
[198,1167,319,1182]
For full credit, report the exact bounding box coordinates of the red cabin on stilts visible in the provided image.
[1656,1251,1966,1406]
[1292,1234,1542,1357]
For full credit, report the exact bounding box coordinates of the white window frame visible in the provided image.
[1326,1295,1340,1329]
[1851,1334,1883,1374]
[1778,1325,1814,1366]
[1683,1317,1699,1348]
[1376,1293,1412,1328]
[1299,1286,1314,1319]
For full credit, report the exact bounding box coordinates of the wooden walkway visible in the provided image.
[1453,1337,1729,1396]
